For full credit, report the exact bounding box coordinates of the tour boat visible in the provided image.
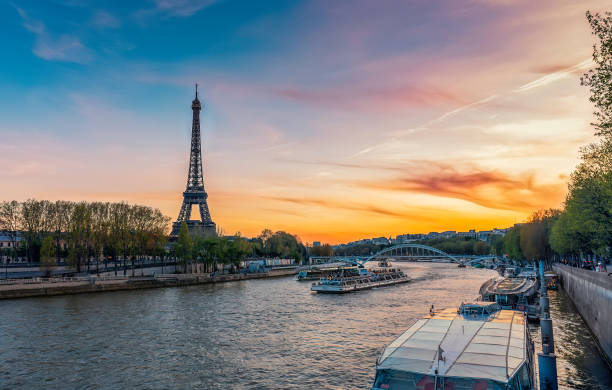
[479,277,540,321]
[296,264,359,281]
[371,302,536,390]
[311,267,409,293]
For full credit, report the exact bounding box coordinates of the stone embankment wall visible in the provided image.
[553,264,612,364]
[0,267,297,300]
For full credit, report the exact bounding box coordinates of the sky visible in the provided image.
[0,0,609,244]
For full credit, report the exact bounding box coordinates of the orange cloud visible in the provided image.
[362,168,566,212]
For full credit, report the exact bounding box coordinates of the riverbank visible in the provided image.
[0,267,297,300]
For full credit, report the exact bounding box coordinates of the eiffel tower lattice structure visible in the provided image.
[171,85,216,237]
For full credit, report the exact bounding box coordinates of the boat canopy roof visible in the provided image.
[377,308,527,384]
[485,277,536,295]
[311,262,357,270]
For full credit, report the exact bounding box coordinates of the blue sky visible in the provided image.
[1,0,609,243]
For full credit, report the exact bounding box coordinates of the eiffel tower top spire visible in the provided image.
[171,86,216,237]
[192,83,201,110]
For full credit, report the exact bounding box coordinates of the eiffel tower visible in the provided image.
[171,85,216,237]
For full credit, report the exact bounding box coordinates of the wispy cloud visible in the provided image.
[353,57,595,158]
[91,10,121,29]
[273,84,467,111]
[136,0,219,19]
[515,59,594,93]
[263,196,406,218]
[13,5,92,63]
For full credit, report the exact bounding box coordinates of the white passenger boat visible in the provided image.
[371,302,536,389]
[311,267,409,293]
[480,277,540,321]
[296,263,359,281]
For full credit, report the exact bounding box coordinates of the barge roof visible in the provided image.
[377,308,526,383]
[484,277,537,296]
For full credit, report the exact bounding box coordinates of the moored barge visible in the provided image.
[480,277,540,321]
[371,302,536,389]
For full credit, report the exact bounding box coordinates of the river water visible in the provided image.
[1,263,610,389]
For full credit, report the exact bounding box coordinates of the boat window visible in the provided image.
[518,363,530,389]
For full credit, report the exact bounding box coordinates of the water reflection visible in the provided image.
[0,263,610,389]
[530,288,612,390]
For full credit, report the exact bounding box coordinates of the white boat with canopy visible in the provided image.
[311,267,409,293]
[372,302,535,389]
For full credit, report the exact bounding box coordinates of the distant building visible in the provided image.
[457,229,477,238]
[313,241,321,247]
[478,228,507,242]
[393,233,425,244]
[371,237,390,245]
[441,230,456,238]
[0,231,23,249]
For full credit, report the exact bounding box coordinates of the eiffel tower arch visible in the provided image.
[171,85,216,237]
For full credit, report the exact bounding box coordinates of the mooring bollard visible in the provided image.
[538,260,558,390]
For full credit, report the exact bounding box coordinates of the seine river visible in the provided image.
[1,263,611,389]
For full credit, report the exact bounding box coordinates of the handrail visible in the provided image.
[504,311,516,379]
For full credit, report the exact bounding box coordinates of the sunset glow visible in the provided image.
[1,0,608,243]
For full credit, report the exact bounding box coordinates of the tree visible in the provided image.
[581,11,612,138]
[309,244,334,257]
[69,202,92,273]
[21,199,48,262]
[175,222,192,273]
[473,241,489,256]
[550,11,612,261]
[489,235,505,256]
[40,236,56,277]
[261,230,306,263]
[518,209,560,261]
[503,227,522,260]
[52,201,73,262]
[555,171,612,257]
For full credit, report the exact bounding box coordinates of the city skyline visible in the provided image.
[1,1,610,244]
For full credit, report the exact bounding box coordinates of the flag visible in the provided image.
[438,345,445,362]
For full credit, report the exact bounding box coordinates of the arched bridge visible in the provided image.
[310,244,499,267]
[360,243,459,264]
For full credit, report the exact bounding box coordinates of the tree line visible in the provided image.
[0,198,310,275]
[172,225,308,272]
[495,12,612,264]
[0,199,170,274]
